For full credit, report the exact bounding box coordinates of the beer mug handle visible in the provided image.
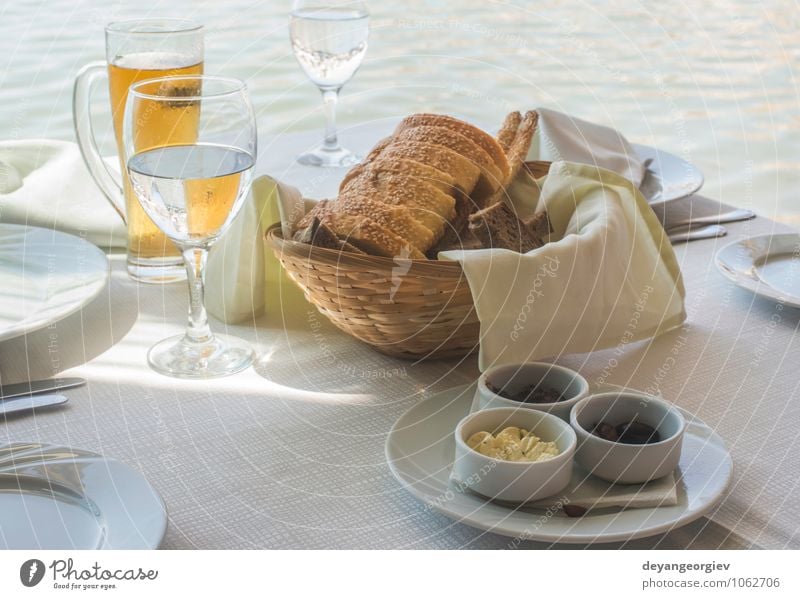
[73,61,126,223]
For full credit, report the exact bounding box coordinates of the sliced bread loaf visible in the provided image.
[341,170,456,237]
[392,125,503,196]
[374,141,481,194]
[395,113,511,183]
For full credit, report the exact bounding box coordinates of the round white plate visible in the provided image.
[715,233,800,308]
[386,384,732,544]
[0,443,167,549]
[0,224,109,342]
[633,143,704,203]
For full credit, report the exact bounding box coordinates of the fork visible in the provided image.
[668,224,727,244]
[664,208,755,233]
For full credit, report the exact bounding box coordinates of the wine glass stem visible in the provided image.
[321,88,340,152]
[182,246,212,344]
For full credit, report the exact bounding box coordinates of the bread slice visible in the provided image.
[293,216,366,254]
[526,211,553,241]
[338,190,436,253]
[341,170,455,237]
[497,111,522,153]
[392,125,503,196]
[374,141,481,194]
[426,187,482,256]
[426,228,483,257]
[504,110,539,186]
[395,113,511,183]
[468,200,548,253]
[298,200,425,259]
[339,156,456,196]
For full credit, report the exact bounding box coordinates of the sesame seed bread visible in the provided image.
[341,170,456,237]
[375,141,481,194]
[391,125,504,197]
[338,190,437,254]
[298,200,425,259]
[291,111,546,260]
[395,113,511,183]
[339,156,457,195]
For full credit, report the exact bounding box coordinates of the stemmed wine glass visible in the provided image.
[123,75,257,378]
[290,0,369,167]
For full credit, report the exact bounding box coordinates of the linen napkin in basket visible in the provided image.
[440,161,686,371]
[449,464,678,512]
[532,107,645,186]
[0,139,306,324]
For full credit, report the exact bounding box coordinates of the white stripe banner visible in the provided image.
[0,550,797,598]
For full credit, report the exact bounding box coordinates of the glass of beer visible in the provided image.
[73,19,203,283]
[124,75,257,378]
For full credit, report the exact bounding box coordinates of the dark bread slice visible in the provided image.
[526,211,553,241]
[425,188,482,257]
[468,201,550,253]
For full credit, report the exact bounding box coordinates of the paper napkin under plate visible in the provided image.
[449,464,678,512]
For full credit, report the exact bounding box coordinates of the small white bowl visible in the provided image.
[570,391,686,484]
[453,407,576,503]
[477,362,590,421]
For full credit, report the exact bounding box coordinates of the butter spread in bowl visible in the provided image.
[466,426,560,462]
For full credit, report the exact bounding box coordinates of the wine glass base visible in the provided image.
[127,256,186,284]
[147,333,254,379]
[297,145,361,168]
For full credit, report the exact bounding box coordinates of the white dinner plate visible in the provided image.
[0,224,109,342]
[715,233,800,309]
[386,384,732,544]
[633,143,704,203]
[0,443,167,549]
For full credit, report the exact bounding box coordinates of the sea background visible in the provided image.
[2,0,798,223]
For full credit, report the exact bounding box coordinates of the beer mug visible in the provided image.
[73,19,203,283]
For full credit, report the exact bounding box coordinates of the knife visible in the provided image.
[0,394,68,417]
[0,377,85,401]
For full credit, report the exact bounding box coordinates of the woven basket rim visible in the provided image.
[266,223,467,276]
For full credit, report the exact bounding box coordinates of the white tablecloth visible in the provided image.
[1,128,798,549]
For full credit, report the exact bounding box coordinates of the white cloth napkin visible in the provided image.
[449,464,678,511]
[0,140,126,248]
[532,107,646,186]
[440,162,686,371]
[0,139,304,324]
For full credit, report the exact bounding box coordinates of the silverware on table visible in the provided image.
[668,224,728,244]
[0,377,85,401]
[0,394,68,417]
[665,208,755,232]
[639,158,663,203]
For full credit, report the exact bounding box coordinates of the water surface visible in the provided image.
[2,0,798,222]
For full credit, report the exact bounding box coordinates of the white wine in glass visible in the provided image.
[124,75,257,379]
[290,0,369,167]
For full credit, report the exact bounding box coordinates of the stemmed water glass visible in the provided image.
[123,75,257,378]
[290,0,369,167]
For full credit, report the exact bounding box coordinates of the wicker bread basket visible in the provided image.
[266,160,551,360]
